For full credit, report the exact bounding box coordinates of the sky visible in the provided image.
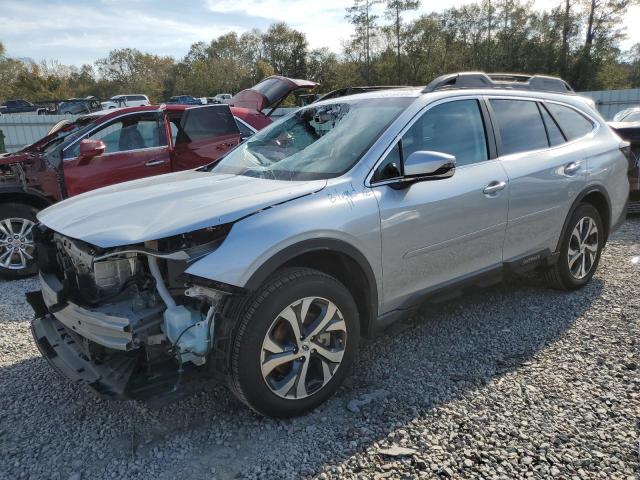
[1,0,639,67]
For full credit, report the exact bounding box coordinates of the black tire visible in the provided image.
[0,203,39,280]
[229,267,359,418]
[544,203,604,290]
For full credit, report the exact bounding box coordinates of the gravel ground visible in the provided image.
[1,219,638,480]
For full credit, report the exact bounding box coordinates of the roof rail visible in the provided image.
[422,72,574,94]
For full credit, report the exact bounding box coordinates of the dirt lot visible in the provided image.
[1,219,638,480]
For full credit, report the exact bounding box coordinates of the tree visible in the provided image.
[346,0,381,82]
[625,43,640,87]
[384,0,420,83]
[262,23,308,78]
[2,2,640,105]
[574,0,637,88]
[403,14,446,84]
[96,48,175,101]
[0,42,27,100]
[559,0,577,78]
[583,0,634,54]
[307,48,339,90]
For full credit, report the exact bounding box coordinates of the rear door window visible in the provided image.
[545,103,594,140]
[172,106,239,144]
[490,99,549,155]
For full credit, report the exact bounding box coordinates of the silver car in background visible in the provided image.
[29,73,629,417]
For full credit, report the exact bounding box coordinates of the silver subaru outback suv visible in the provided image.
[29,73,629,417]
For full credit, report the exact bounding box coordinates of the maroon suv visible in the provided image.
[0,76,318,278]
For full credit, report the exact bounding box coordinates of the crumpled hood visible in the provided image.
[0,151,33,166]
[38,170,326,248]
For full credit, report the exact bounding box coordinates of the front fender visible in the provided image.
[185,179,383,310]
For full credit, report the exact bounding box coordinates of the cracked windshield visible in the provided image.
[210,97,412,180]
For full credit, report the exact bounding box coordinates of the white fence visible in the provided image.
[0,114,76,152]
[580,88,640,120]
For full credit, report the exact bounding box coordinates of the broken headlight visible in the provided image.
[157,224,232,260]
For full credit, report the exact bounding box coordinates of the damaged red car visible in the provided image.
[0,76,317,278]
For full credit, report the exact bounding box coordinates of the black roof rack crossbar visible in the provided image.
[422,72,574,94]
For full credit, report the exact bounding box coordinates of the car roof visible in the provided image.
[312,87,422,105]
[308,85,597,120]
[80,104,194,123]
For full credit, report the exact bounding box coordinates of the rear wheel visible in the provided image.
[0,204,38,279]
[229,268,359,417]
[544,203,603,290]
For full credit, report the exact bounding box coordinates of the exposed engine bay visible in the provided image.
[0,155,64,201]
[29,224,235,399]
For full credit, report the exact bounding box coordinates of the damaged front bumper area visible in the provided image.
[28,224,237,400]
[30,311,139,397]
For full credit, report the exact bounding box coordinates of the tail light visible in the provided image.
[619,142,637,170]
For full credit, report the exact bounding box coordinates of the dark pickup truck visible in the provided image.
[0,99,48,115]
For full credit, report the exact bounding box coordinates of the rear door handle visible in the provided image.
[483,180,507,195]
[564,161,581,175]
[145,159,166,167]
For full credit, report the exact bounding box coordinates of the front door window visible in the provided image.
[64,113,166,159]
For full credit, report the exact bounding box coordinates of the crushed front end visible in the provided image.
[28,223,236,400]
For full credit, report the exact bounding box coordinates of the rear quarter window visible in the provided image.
[546,103,594,140]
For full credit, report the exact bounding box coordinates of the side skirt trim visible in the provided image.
[371,248,555,336]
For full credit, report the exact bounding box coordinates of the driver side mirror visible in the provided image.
[76,139,105,166]
[389,150,456,189]
[404,151,456,178]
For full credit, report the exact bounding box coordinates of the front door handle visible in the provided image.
[564,161,581,175]
[483,180,507,195]
[215,143,235,151]
[145,159,166,167]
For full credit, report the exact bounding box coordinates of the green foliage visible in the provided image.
[0,0,639,105]
[96,48,175,100]
[384,0,420,83]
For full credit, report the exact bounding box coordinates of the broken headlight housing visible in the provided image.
[156,224,232,260]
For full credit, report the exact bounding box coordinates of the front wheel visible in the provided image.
[0,203,39,279]
[229,268,359,417]
[544,203,604,290]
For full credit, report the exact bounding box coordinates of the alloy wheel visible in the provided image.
[0,218,36,270]
[260,296,347,400]
[567,216,599,280]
